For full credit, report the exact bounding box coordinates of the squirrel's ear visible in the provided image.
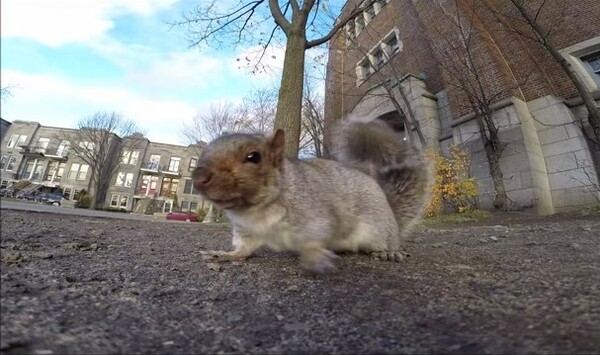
[270,129,285,167]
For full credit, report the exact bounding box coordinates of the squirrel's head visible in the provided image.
[192,129,285,210]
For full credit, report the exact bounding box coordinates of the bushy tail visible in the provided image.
[334,119,432,237]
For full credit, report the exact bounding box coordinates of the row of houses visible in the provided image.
[324,0,600,214]
[0,119,208,214]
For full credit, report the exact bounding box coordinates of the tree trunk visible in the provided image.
[274,31,307,158]
[484,143,509,210]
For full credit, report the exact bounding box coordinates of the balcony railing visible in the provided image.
[139,163,181,175]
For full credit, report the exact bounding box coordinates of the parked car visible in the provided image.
[38,192,64,206]
[166,211,199,222]
[17,190,42,201]
[0,188,15,198]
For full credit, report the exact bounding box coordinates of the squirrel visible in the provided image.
[192,118,431,273]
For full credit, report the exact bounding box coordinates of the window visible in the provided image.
[56,140,70,156]
[345,22,356,41]
[160,177,179,197]
[34,138,50,153]
[45,162,65,182]
[183,179,200,195]
[68,163,89,180]
[0,155,6,170]
[355,15,365,36]
[63,187,72,200]
[1,180,9,189]
[110,194,128,208]
[365,5,376,23]
[181,201,189,211]
[6,156,17,171]
[190,202,198,212]
[121,150,140,165]
[120,196,128,208]
[189,158,198,172]
[168,157,181,172]
[357,59,372,82]
[73,189,83,200]
[115,172,134,187]
[78,141,95,152]
[147,154,160,170]
[6,134,27,148]
[385,34,400,56]
[373,48,385,68]
[582,52,600,84]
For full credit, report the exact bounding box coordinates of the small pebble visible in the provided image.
[206,263,221,272]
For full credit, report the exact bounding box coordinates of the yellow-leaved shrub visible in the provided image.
[425,145,478,217]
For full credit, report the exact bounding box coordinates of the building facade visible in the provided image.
[0,120,207,214]
[324,0,600,213]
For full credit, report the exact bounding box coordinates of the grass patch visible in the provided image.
[422,210,492,227]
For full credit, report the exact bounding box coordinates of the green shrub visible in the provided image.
[75,193,92,209]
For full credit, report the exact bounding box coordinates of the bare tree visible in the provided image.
[1,84,17,102]
[300,77,325,157]
[58,112,143,209]
[181,102,247,143]
[238,87,277,134]
[173,0,373,157]
[424,0,515,210]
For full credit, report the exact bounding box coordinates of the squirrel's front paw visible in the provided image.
[371,251,406,262]
[300,248,339,273]
[200,250,247,262]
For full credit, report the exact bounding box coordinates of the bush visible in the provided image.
[425,146,478,217]
[75,193,92,209]
[196,208,207,222]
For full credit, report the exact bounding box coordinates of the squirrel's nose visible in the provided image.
[192,166,213,188]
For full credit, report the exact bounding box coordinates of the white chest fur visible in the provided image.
[228,203,295,251]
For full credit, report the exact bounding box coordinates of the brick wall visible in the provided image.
[325,0,600,126]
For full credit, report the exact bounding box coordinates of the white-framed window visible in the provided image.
[189,158,198,171]
[6,156,17,171]
[6,134,27,148]
[63,187,73,200]
[384,33,401,56]
[34,138,50,153]
[121,150,140,165]
[183,178,200,195]
[0,155,7,170]
[189,202,198,212]
[110,194,128,208]
[73,189,83,200]
[115,172,134,187]
[56,140,70,156]
[168,157,181,172]
[68,163,89,181]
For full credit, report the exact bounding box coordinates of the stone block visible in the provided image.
[548,170,592,190]
[538,126,568,145]
[546,152,579,173]
[542,136,587,157]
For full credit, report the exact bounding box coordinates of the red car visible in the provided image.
[166,211,199,222]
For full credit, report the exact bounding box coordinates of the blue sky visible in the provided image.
[1,0,293,144]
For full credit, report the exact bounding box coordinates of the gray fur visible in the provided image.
[195,119,431,272]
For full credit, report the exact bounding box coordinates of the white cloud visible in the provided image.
[1,0,178,46]
[1,70,198,145]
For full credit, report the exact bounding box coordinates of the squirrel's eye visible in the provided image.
[246,151,261,164]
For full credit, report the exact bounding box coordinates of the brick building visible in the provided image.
[0,120,207,214]
[324,0,600,213]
